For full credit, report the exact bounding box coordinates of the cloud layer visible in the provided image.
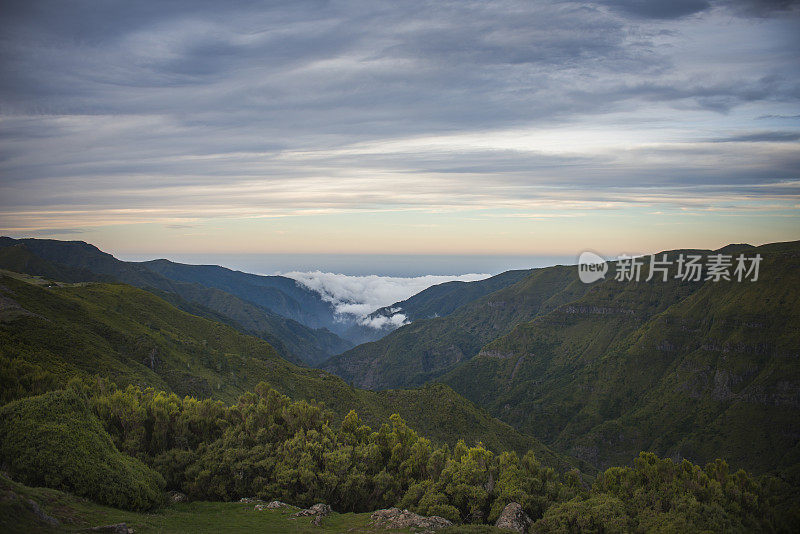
[282,271,490,328]
[0,0,798,252]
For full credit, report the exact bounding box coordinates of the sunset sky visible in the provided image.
[1,0,798,259]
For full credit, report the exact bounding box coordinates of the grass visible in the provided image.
[1,473,514,533]
[0,473,394,533]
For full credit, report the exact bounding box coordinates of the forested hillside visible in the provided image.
[0,239,351,365]
[0,269,566,463]
[322,264,592,389]
[368,268,532,324]
[442,241,800,478]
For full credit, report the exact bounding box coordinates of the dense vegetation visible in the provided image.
[0,270,568,465]
[323,264,591,389]
[3,381,796,532]
[0,389,164,510]
[443,242,800,477]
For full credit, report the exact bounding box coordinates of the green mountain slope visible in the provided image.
[140,259,340,333]
[367,269,533,323]
[0,271,573,468]
[0,244,114,284]
[322,264,592,389]
[442,241,800,476]
[0,238,351,365]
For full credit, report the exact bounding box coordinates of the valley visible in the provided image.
[0,237,798,532]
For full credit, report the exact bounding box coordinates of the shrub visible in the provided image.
[0,389,164,510]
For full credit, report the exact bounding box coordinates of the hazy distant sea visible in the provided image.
[116,253,577,277]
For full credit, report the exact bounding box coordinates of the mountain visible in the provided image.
[322,264,592,389]
[140,259,337,331]
[367,268,532,323]
[441,241,800,476]
[0,269,577,468]
[2,241,797,531]
[0,242,114,284]
[0,238,351,365]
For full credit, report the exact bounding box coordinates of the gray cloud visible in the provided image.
[25,228,85,236]
[600,0,800,19]
[601,0,712,19]
[722,0,800,17]
[0,1,798,232]
[711,131,800,142]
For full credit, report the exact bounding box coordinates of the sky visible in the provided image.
[1,0,799,261]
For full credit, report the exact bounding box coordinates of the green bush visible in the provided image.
[0,389,164,510]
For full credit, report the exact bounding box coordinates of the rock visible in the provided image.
[494,502,531,533]
[166,490,188,503]
[254,501,291,511]
[294,503,332,517]
[369,508,452,531]
[293,503,333,526]
[26,498,59,526]
[239,497,262,504]
[89,524,134,534]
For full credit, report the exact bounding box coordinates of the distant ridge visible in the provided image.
[0,237,351,365]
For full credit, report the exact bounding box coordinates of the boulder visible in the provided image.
[239,497,261,504]
[294,503,332,517]
[254,501,291,511]
[89,524,134,534]
[294,503,333,526]
[369,508,452,531]
[166,490,188,503]
[494,502,531,533]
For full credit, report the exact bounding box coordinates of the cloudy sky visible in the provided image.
[1,0,798,258]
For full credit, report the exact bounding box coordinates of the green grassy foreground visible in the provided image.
[2,473,516,534]
[4,473,481,534]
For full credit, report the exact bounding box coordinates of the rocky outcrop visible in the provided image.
[510,355,525,380]
[255,500,292,511]
[562,305,636,316]
[294,503,332,517]
[495,502,531,533]
[369,508,452,531]
[89,524,134,534]
[166,490,188,503]
[294,503,333,525]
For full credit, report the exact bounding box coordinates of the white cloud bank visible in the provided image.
[282,271,490,329]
